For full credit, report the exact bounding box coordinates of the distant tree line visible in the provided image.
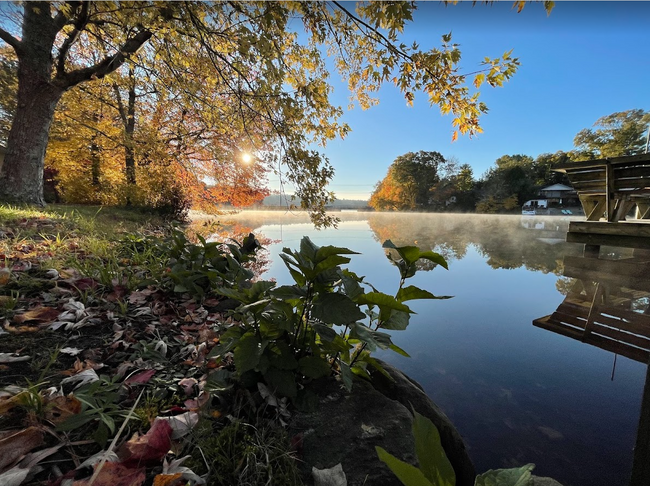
[369,109,650,213]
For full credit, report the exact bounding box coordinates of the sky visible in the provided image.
[275,1,650,201]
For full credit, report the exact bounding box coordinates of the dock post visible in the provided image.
[630,357,650,486]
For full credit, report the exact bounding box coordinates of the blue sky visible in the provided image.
[280,2,650,200]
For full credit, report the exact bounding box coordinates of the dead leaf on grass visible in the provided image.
[13,306,60,325]
[44,395,82,424]
[0,353,30,363]
[152,473,184,486]
[121,419,173,465]
[0,268,10,285]
[0,427,44,471]
[73,461,146,486]
[124,369,156,385]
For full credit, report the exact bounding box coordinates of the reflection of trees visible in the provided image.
[367,213,583,275]
[367,213,472,266]
[191,219,276,278]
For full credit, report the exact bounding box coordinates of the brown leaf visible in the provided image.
[121,419,173,465]
[13,306,60,325]
[0,427,44,471]
[152,473,183,486]
[73,461,146,486]
[44,395,82,424]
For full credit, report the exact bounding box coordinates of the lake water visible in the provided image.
[213,211,647,486]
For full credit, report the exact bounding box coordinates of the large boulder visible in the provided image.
[370,360,476,486]
[290,361,476,486]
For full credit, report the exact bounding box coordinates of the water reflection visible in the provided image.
[213,211,647,486]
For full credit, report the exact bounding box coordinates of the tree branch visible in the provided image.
[0,27,22,54]
[58,28,152,88]
[56,2,89,77]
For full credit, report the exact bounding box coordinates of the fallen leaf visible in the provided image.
[178,378,198,396]
[44,395,82,424]
[13,306,60,324]
[152,473,183,486]
[124,369,156,385]
[0,427,44,471]
[0,268,10,285]
[61,369,99,389]
[121,419,173,465]
[3,322,40,333]
[154,412,199,440]
[59,347,83,356]
[73,461,146,486]
[0,353,30,363]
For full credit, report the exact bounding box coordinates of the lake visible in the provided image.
[211,210,647,486]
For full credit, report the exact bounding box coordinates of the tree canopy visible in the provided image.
[0,1,549,225]
[573,109,650,158]
[369,151,448,210]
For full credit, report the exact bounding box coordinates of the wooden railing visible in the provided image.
[554,154,650,222]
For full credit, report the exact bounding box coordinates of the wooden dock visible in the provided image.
[536,154,650,485]
[533,256,650,363]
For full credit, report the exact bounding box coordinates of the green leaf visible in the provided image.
[234,333,265,374]
[376,446,434,486]
[382,309,410,330]
[313,254,352,274]
[357,292,412,313]
[397,286,451,302]
[474,464,535,486]
[389,343,411,357]
[315,245,360,262]
[351,322,393,350]
[271,285,308,301]
[248,280,276,298]
[264,368,297,399]
[417,251,448,270]
[268,342,299,370]
[340,361,353,391]
[312,293,365,324]
[298,356,332,379]
[412,412,455,486]
[300,236,320,262]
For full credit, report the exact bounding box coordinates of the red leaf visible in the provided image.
[124,369,156,385]
[121,419,173,465]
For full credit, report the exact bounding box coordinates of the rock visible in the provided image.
[290,376,416,486]
[370,360,476,486]
[290,361,476,486]
[313,463,347,486]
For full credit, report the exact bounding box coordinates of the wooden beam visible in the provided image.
[554,154,650,172]
[569,221,650,237]
[630,358,650,486]
[567,232,650,250]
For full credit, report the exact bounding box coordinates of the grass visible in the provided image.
[0,202,296,485]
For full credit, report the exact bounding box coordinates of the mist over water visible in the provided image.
[215,211,647,486]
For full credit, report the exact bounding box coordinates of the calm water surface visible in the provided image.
[216,211,646,486]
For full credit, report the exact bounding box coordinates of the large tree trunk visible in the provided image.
[0,2,62,205]
[0,2,152,205]
[0,81,63,205]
